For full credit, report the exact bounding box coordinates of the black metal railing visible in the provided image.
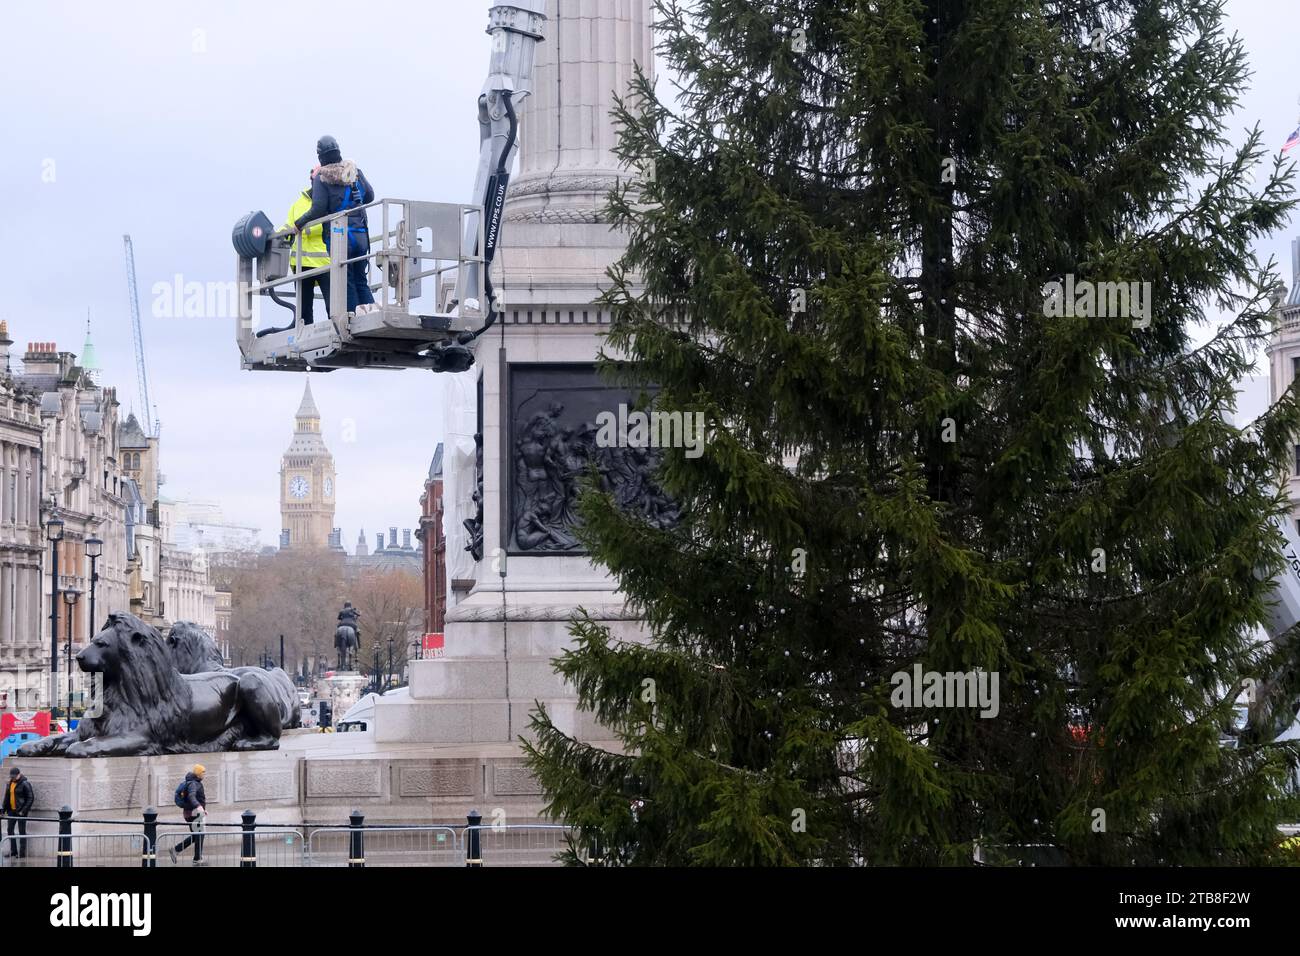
[0,806,588,868]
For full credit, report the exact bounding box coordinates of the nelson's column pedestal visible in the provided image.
[374,0,656,750]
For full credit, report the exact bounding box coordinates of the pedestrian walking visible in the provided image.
[169,765,207,865]
[1,767,33,858]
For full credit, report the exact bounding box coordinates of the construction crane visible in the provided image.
[230,0,546,374]
[122,234,159,436]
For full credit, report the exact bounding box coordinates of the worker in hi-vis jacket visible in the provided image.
[282,168,331,325]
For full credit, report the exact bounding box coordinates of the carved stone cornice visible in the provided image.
[504,206,604,224]
[507,174,622,200]
[445,602,638,623]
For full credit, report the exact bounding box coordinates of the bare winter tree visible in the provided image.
[348,569,424,686]
[227,549,346,672]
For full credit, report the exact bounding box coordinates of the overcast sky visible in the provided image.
[2,0,495,547]
[2,0,1296,547]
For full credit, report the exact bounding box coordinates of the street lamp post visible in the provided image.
[62,588,81,721]
[85,536,103,639]
[385,618,408,684]
[46,518,64,712]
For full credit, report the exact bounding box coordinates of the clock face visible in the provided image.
[289,476,310,499]
[324,478,333,497]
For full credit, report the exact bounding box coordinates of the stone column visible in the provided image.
[11,562,20,649]
[1,562,10,649]
[17,448,28,528]
[507,0,656,227]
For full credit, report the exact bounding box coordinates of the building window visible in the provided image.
[1295,444,1300,476]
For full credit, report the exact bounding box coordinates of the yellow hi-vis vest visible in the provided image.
[283,190,330,269]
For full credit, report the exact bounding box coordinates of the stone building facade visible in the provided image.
[17,337,130,709]
[0,325,46,709]
[160,544,217,634]
[0,328,230,714]
[215,585,232,663]
[118,412,164,627]
[418,443,447,638]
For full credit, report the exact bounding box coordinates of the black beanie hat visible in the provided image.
[317,134,343,166]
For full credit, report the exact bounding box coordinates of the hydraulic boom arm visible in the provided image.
[459,0,547,340]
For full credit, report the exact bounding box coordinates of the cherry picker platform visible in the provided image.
[233,198,485,374]
[230,0,547,375]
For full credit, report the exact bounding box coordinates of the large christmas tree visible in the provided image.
[525,0,1300,865]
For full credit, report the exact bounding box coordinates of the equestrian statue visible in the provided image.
[335,601,361,671]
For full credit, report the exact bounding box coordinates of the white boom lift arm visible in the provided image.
[460,0,547,329]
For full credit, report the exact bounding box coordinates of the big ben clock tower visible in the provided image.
[280,380,336,549]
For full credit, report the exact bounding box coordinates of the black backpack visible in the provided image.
[173,780,190,809]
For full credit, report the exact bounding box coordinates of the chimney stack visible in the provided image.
[403,529,412,550]
[389,527,398,550]
[376,533,385,554]
[22,341,60,376]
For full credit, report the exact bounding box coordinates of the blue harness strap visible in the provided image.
[336,179,368,239]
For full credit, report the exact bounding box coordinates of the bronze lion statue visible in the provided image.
[166,620,226,673]
[167,620,301,731]
[19,613,297,758]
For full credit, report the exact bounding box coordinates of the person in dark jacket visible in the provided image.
[1,768,34,858]
[293,135,376,316]
[169,765,207,865]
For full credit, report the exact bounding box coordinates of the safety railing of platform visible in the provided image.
[237,198,484,347]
